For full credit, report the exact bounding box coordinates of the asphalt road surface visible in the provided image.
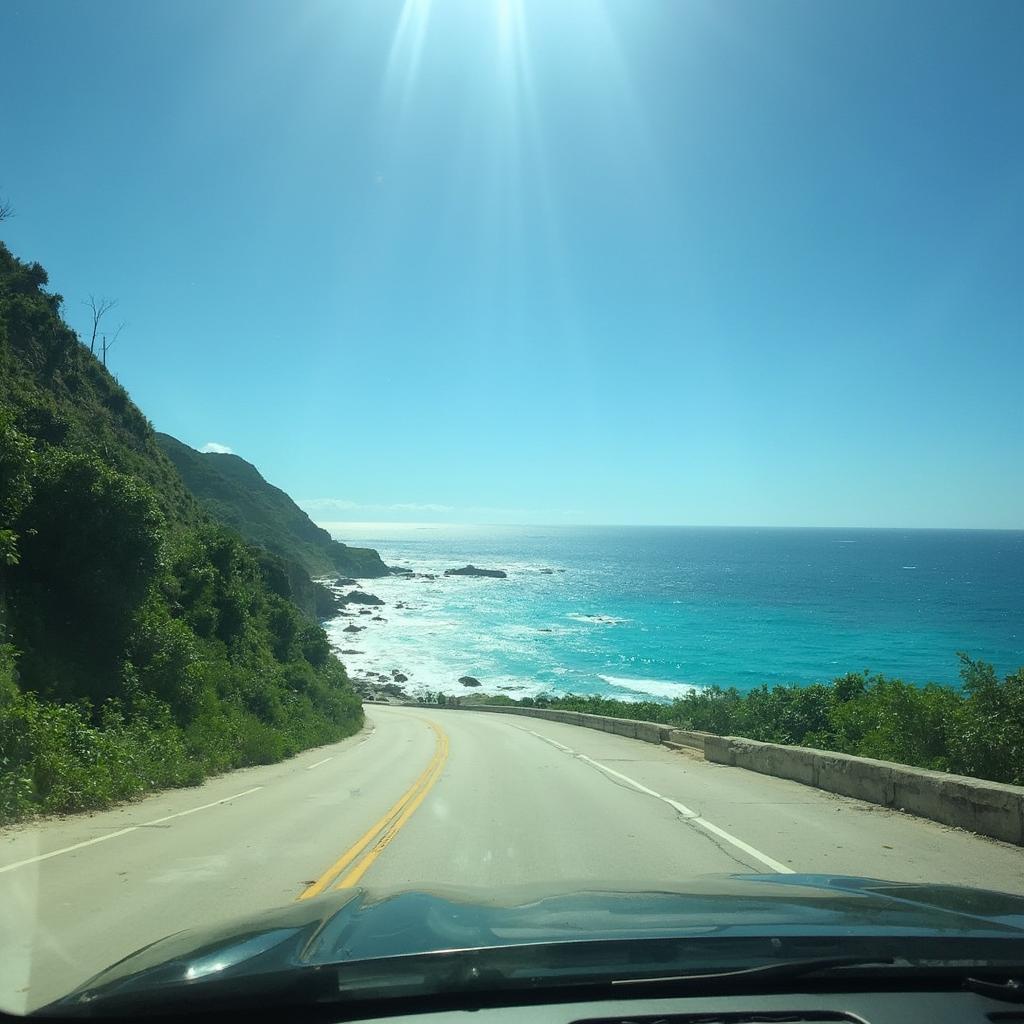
[2,704,1022,1012]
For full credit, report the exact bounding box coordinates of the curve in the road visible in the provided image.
[299,716,449,899]
[521,727,794,873]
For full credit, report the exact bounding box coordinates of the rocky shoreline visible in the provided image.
[319,565,519,703]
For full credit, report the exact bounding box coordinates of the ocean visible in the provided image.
[322,525,1024,703]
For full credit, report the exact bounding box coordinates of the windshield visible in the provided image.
[1,0,1023,1016]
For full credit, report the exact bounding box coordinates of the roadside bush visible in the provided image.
[0,668,364,825]
[0,411,35,566]
[951,654,1024,785]
[10,450,164,703]
[0,682,198,820]
[0,645,34,821]
[488,656,1024,787]
[826,676,958,770]
[127,597,203,722]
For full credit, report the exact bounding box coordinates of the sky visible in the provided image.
[1,0,1022,528]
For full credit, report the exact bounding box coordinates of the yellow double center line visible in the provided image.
[298,719,449,899]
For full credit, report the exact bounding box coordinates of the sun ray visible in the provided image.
[382,0,434,125]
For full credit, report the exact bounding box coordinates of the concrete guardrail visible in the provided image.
[665,729,712,753]
[433,703,1024,846]
[444,704,712,751]
[450,703,680,746]
[704,735,1024,846]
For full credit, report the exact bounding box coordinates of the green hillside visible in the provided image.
[0,240,363,824]
[156,433,388,579]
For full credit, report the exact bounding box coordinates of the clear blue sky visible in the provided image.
[2,0,1022,528]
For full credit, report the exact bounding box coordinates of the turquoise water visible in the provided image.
[325,525,1024,703]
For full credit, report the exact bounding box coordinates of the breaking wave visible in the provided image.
[597,674,702,700]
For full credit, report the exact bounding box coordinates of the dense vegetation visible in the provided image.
[0,241,363,825]
[156,433,388,579]
[473,654,1024,786]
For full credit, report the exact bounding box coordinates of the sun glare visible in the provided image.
[371,0,655,363]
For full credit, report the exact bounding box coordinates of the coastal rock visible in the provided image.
[444,565,508,579]
[343,624,364,633]
[339,648,362,654]
[539,568,555,574]
[358,608,372,615]
[459,675,482,687]
[335,577,358,587]
[392,671,408,683]
[341,590,385,606]
[371,615,387,622]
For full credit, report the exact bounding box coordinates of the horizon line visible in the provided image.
[314,520,1024,533]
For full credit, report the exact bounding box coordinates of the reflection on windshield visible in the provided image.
[1,0,1023,1016]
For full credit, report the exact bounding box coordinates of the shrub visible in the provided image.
[951,654,1024,785]
[487,658,1024,787]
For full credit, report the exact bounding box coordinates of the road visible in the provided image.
[2,704,1022,1012]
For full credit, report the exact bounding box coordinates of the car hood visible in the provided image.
[52,874,1024,1010]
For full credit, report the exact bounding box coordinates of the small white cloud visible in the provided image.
[201,441,234,454]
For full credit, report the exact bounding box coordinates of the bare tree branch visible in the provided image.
[0,196,12,222]
[83,295,117,354]
[101,322,127,367]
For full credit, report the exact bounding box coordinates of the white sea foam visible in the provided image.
[324,554,676,704]
[324,578,553,700]
[567,612,629,626]
[597,674,702,700]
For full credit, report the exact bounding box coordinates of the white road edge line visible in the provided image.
[0,787,263,874]
[526,729,794,875]
[306,757,333,770]
[691,816,793,874]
